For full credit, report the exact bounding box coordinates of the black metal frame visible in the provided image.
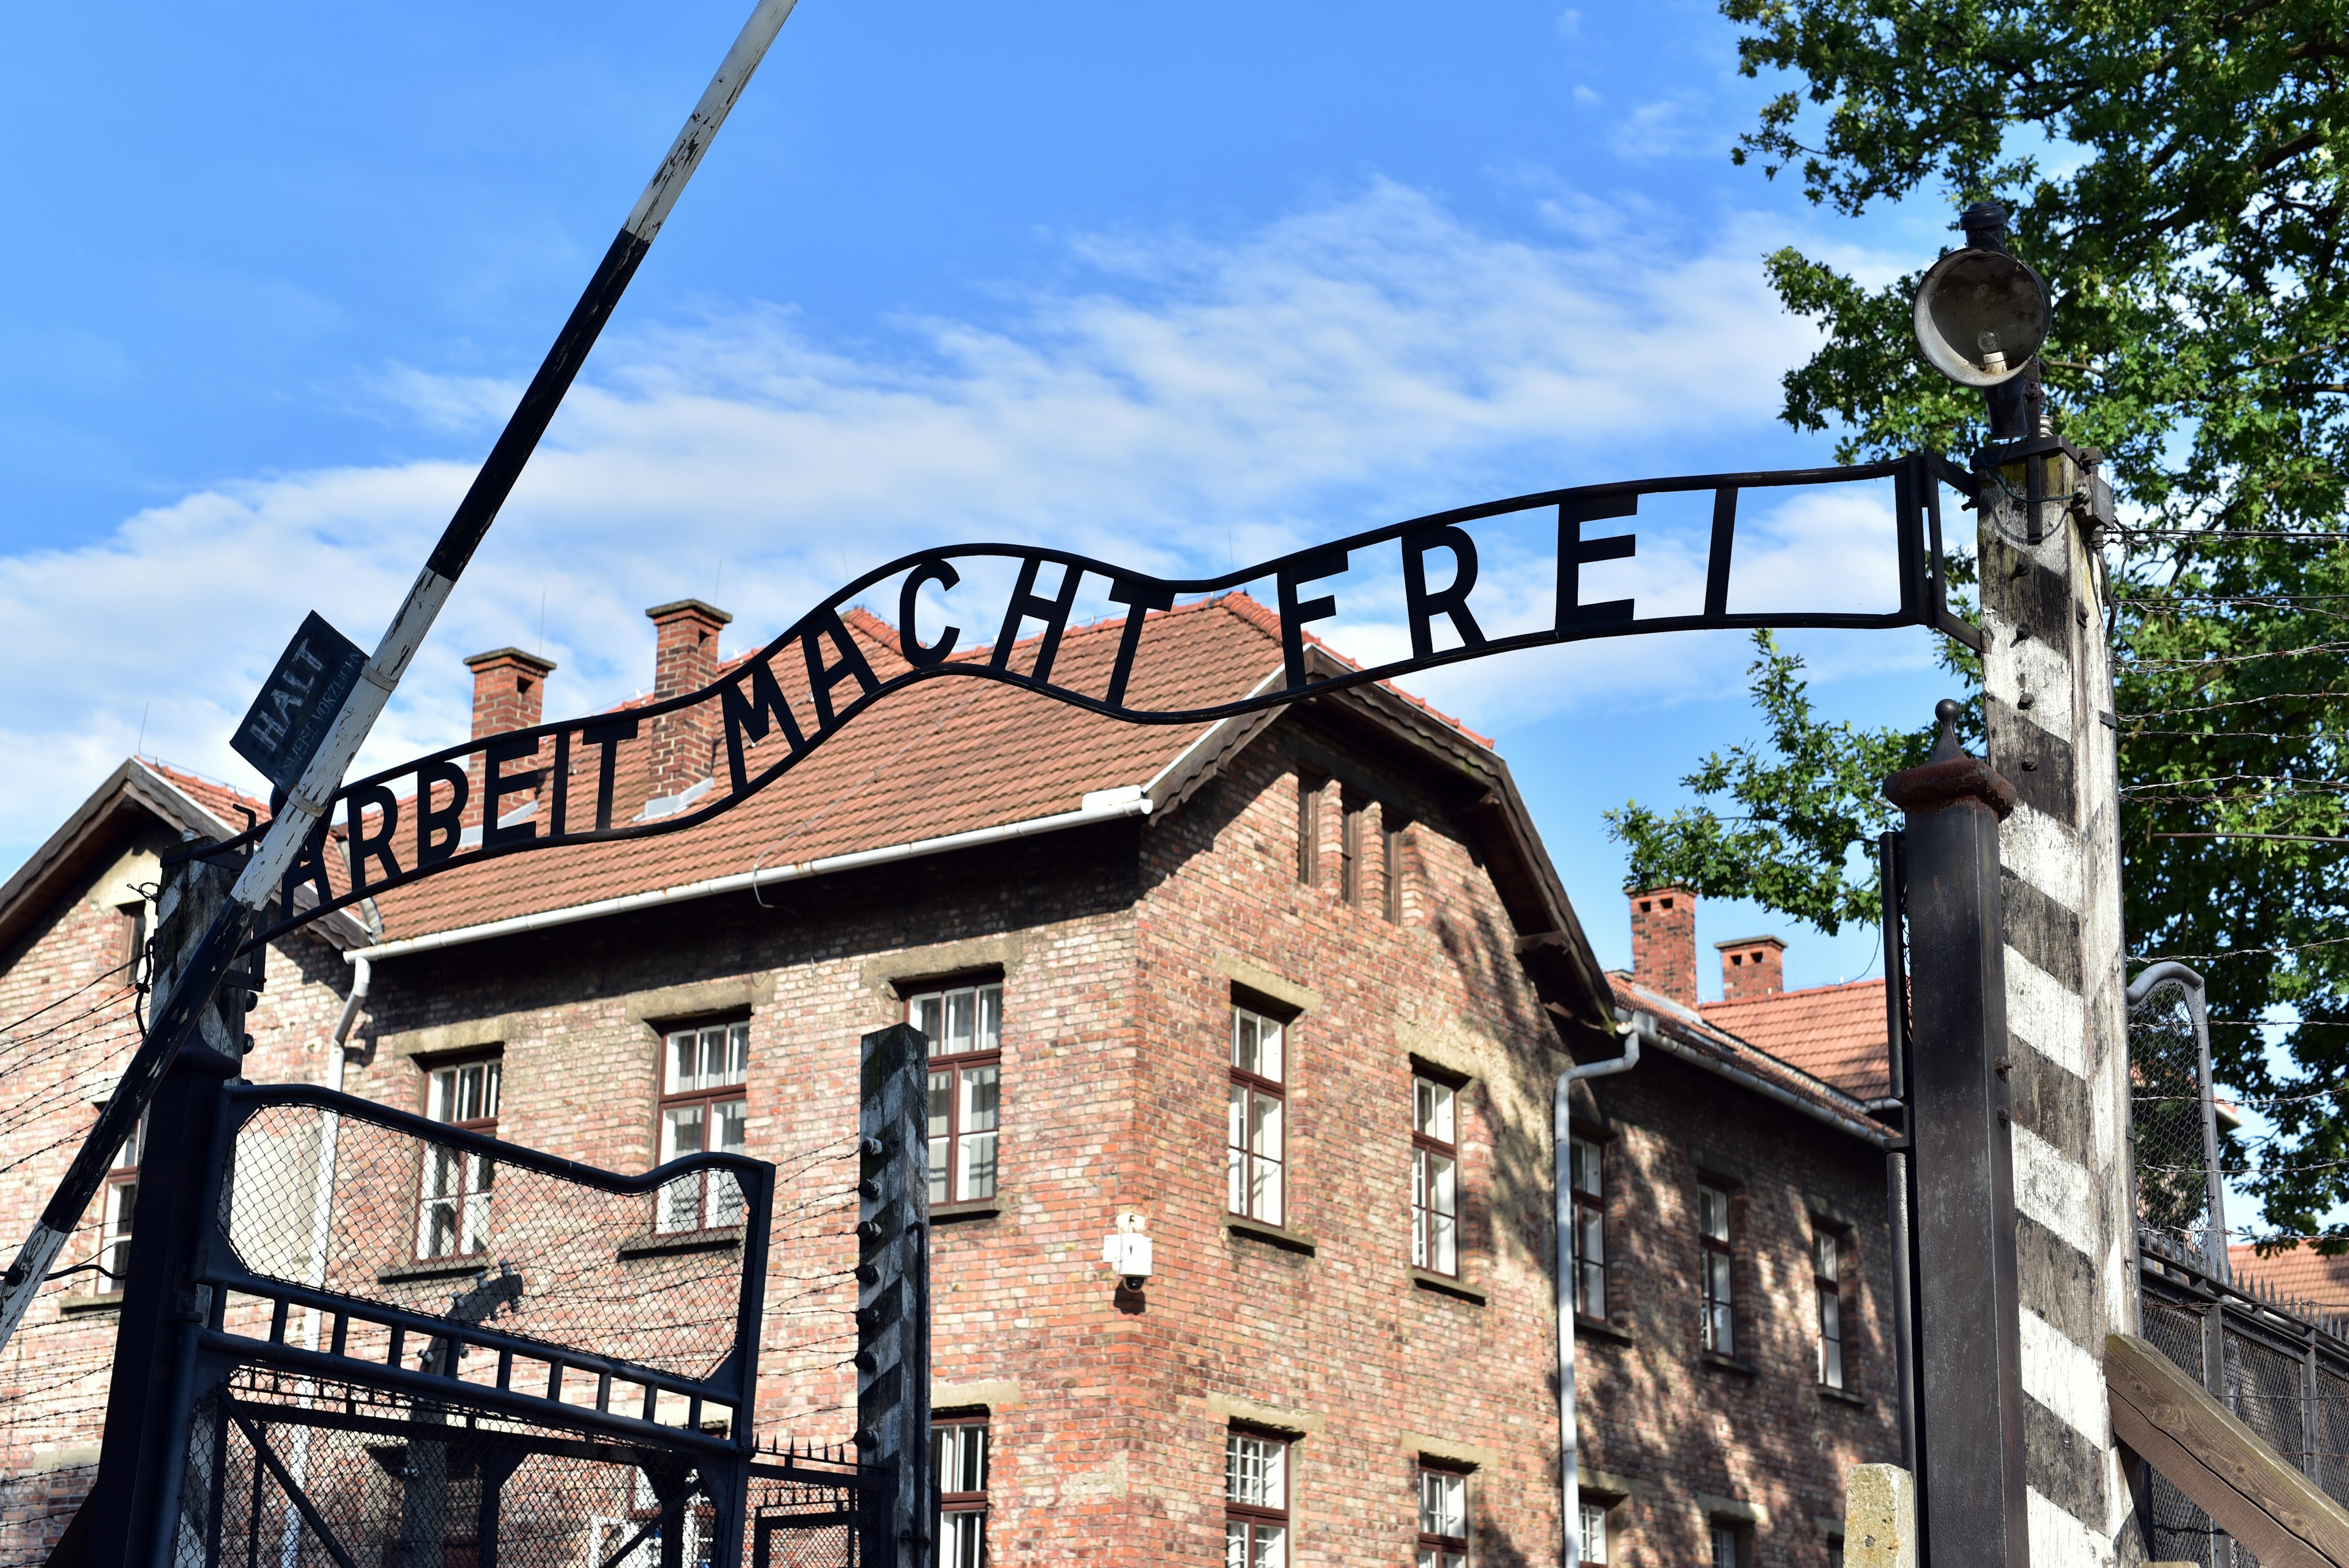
[106,1074,774,1568]
[225,452,1981,948]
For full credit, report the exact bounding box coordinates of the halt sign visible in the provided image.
[230,611,368,793]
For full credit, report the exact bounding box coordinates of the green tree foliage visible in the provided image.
[1608,632,1935,935]
[1616,0,2349,1239]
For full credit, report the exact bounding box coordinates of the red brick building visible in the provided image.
[0,596,1901,1566]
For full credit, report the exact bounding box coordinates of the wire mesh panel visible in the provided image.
[179,1370,733,1568]
[2139,1295,2227,1566]
[2131,976,2222,1266]
[146,1082,796,1568]
[2137,1246,2349,1566]
[220,1093,750,1386]
[199,1084,769,1457]
[2227,1328,2310,1477]
[746,1462,858,1568]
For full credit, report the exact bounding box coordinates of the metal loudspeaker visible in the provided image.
[1912,245,2049,388]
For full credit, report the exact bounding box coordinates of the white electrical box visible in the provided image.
[1102,1213,1152,1281]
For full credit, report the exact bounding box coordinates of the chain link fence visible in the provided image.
[181,1368,740,1568]
[2129,965,2225,1271]
[182,1375,863,1568]
[220,1092,751,1389]
[2139,1240,2349,1568]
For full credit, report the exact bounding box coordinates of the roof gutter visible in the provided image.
[1633,1013,1891,1148]
[351,789,1154,964]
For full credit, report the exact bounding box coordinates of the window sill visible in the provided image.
[1818,1382,1868,1406]
[618,1224,744,1261]
[1411,1269,1485,1305]
[58,1291,123,1317]
[1575,1315,1633,1345]
[1701,1350,1759,1378]
[1225,1215,1317,1255]
[930,1199,1001,1225]
[377,1257,491,1286]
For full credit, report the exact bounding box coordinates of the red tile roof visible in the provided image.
[369,594,1485,942]
[2228,1243,2349,1313]
[139,759,271,836]
[1608,973,1891,1136]
[1701,979,1891,1102]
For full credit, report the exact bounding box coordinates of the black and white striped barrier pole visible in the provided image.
[0,0,803,1356]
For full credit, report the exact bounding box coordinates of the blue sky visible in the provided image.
[0,0,1970,994]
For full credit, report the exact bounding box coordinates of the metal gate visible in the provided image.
[746,1446,861,1568]
[83,1069,781,1568]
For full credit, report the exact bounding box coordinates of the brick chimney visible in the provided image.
[461,648,556,828]
[1716,935,1786,1001]
[645,599,732,801]
[1628,886,1698,1008]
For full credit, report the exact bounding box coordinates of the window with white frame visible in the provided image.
[1816,1228,1846,1389]
[1225,1431,1288,1567]
[1698,1181,1735,1355]
[933,1416,988,1567]
[1709,1520,1745,1568]
[1416,1463,1468,1568]
[1228,1007,1286,1226]
[92,1110,147,1291]
[657,1022,748,1234]
[1411,1076,1459,1275]
[911,981,1001,1206]
[418,1056,499,1259]
[1578,1501,1609,1566]
[1570,1136,1605,1319]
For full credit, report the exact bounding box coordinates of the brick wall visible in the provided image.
[1572,1050,1898,1564]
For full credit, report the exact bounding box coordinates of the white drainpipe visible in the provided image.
[1559,1022,1643,1568]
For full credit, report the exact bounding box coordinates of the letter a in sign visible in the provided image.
[232,611,369,794]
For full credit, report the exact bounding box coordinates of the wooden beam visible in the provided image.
[2106,1332,2349,1568]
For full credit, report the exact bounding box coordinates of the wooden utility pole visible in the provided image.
[1976,423,2141,1565]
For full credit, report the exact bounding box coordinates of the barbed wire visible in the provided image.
[2136,929,2349,960]
[2128,592,2349,603]
[2134,643,2349,669]
[2120,529,2349,541]
[2120,726,2344,740]
[2121,773,2349,792]
[2124,691,2349,717]
[2130,792,2349,808]
[0,957,135,1043]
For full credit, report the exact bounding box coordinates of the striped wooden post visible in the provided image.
[1977,440,2142,1564]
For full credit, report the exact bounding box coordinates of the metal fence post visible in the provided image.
[855,1024,930,1568]
[1879,830,1921,1477]
[81,852,248,1568]
[1884,702,2030,1568]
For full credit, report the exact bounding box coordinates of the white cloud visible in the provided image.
[1609,92,1734,162]
[0,179,1850,873]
